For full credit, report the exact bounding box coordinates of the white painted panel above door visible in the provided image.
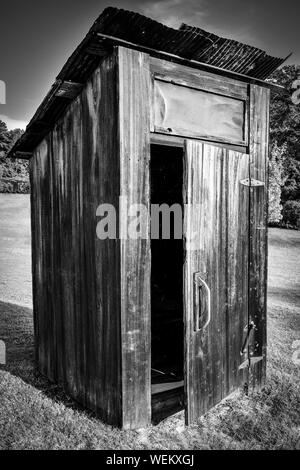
[153,79,247,146]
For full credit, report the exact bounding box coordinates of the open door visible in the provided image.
[183,140,250,424]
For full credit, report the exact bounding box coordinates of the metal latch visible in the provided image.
[239,356,263,370]
[240,321,255,355]
[239,321,263,370]
[240,178,265,187]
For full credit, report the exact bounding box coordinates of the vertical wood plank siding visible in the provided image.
[118,47,152,428]
[184,142,249,423]
[30,52,122,425]
[249,85,270,389]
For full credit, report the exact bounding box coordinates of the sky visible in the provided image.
[0,0,299,130]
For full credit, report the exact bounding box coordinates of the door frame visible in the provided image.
[149,134,251,422]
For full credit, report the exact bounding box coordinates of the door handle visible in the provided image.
[194,273,211,331]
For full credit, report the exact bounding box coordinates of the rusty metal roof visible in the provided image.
[9,7,287,158]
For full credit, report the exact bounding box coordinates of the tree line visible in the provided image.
[0,121,28,192]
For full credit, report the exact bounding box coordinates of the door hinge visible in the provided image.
[240,178,265,187]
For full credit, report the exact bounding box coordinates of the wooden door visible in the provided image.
[183,140,250,423]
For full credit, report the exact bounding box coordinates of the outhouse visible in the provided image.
[9,7,286,428]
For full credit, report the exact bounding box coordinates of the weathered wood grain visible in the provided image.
[150,133,248,153]
[248,85,270,390]
[183,141,249,423]
[150,57,249,100]
[118,47,152,429]
[31,51,122,426]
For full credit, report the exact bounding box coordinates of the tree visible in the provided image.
[0,120,10,155]
[0,119,27,181]
[268,142,286,224]
[8,128,24,147]
[282,200,300,227]
[269,65,300,161]
[269,65,300,202]
[282,157,300,201]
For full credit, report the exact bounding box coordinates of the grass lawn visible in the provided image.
[0,196,299,449]
[0,194,31,308]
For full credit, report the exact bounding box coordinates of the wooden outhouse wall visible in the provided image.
[30,51,122,425]
[30,46,151,427]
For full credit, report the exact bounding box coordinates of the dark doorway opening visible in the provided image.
[150,144,184,421]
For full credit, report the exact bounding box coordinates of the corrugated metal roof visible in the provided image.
[92,7,285,80]
[9,6,287,157]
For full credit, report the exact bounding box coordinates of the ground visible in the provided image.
[0,194,299,450]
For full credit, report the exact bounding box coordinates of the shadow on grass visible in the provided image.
[268,286,300,306]
[0,300,96,417]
